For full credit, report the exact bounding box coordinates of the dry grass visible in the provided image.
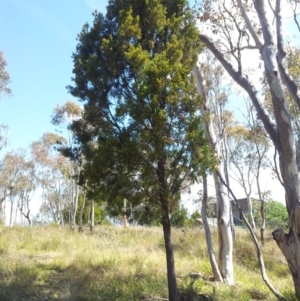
[0,225,295,301]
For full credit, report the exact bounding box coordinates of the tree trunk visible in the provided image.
[273,228,300,300]
[9,199,13,227]
[90,200,94,232]
[72,178,79,230]
[202,175,223,282]
[213,172,234,284]
[246,195,256,231]
[79,188,86,231]
[256,172,265,246]
[158,157,178,301]
[3,198,6,225]
[123,199,128,228]
[14,202,18,225]
[193,64,234,284]
[162,200,178,301]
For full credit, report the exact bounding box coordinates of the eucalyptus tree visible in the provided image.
[0,150,25,224]
[68,0,214,299]
[193,61,233,284]
[51,101,83,230]
[31,133,72,225]
[197,0,300,298]
[0,52,11,153]
[0,52,11,98]
[14,154,36,226]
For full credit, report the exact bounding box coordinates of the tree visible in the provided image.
[0,52,11,98]
[31,133,72,225]
[253,198,289,230]
[193,61,233,284]
[0,52,11,152]
[68,1,214,299]
[14,154,36,227]
[198,0,300,298]
[51,101,83,230]
[0,150,24,224]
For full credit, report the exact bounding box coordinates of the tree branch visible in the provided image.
[275,0,300,111]
[236,0,263,49]
[199,34,279,150]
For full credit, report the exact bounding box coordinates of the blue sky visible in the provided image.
[0,0,108,152]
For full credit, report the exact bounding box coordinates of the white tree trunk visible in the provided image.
[90,200,95,232]
[246,195,256,231]
[202,175,223,282]
[193,64,234,284]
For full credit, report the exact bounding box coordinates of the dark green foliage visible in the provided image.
[68,0,215,219]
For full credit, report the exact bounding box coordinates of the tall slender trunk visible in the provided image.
[246,195,256,231]
[193,64,234,284]
[221,136,235,240]
[202,174,223,282]
[79,188,86,231]
[162,200,178,301]
[158,158,178,301]
[213,171,234,284]
[90,200,94,232]
[72,176,80,230]
[9,200,13,227]
[123,199,128,228]
[256,171,265,245]
[3,198,6,226]
[14,202,18,225]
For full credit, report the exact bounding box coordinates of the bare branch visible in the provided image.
[199,34,279,149]
[236,0,263,49]
[275,0,300,110]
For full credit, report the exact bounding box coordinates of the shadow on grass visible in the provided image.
[0,260,168,301]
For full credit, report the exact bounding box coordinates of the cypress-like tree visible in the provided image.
[68,1,215,299]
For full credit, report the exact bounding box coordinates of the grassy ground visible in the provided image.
[0,225,295,301]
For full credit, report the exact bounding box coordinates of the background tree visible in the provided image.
[31,133,72,225]
[51,101,83,230]
[68,1,214,299]
[0,52,11,156]
[0,150,24,224]
[0,52,11,98]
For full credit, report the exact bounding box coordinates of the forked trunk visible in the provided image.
[202,175,223,282]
